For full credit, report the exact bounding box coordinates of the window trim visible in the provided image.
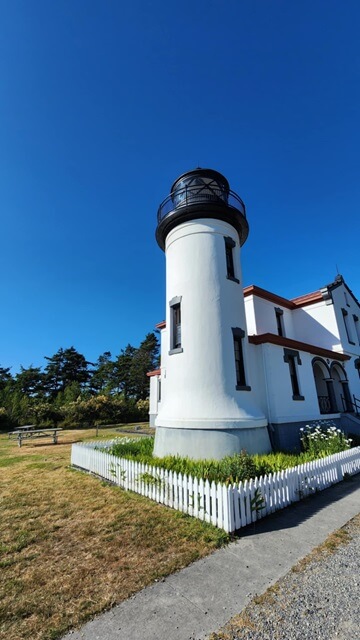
[169,296,183,355]
[224,237,240,284]
[283,348,304,400]
[232,327,251,391]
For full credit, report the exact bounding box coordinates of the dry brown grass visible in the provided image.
[0,428,227,640]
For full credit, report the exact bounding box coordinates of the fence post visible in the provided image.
[225,485,235,533]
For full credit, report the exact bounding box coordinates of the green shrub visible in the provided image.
[0,406,15,431]
[105,439,257,484]
[109,436,154,458]
[60,395,147,427]
[104,422,354,485]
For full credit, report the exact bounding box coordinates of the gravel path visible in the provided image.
[210,514,360,640]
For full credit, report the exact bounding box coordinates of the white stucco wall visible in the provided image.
[149,375,159,415]
[155,218,267,431]
[245,342,268,415]
[249,296,295,339]
[327,284,360,402]
[152,259,360,442]
[292,301,340,351]
[261,343,334,424]
[244,296,257,335]
[331,284,360,355]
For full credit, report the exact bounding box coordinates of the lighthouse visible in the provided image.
[154,168,271,459]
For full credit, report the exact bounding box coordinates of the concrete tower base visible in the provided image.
[154,425,272,460]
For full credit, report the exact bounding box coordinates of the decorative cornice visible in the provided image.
[248,333,350,361]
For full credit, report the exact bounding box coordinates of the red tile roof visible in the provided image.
[243,285,296,309]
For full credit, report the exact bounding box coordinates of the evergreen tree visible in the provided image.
[90,352,115,393]
[15,366,44,397]
[44,347,92,396]
[0,366,12,391]
[130,332,160,399]
[114,345,137,398]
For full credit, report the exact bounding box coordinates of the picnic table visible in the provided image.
[9,427,63,447]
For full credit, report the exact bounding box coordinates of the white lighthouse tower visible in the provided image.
[154,168,271,459]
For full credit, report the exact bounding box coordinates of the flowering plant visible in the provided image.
[300,420,352,457]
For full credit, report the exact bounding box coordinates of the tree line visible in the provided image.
[0,332,159,430]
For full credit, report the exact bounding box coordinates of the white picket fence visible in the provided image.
[71,441,360,533]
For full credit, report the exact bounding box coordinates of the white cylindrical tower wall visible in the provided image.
[154,230,271,456]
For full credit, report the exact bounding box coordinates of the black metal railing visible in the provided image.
[354,395,360,416]
[343,394,360,416]
[157,185,246,224]
[318,395,333,414]
[340,394,360,415]
[341,394,347,412]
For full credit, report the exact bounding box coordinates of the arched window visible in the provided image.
[330,362,351,412]
[312,358,334,414]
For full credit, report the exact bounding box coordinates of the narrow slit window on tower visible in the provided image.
[169,296,183,354]
[232,328,251,390]
[283,348,304,400]
[224,237,239,283]
[275,307,285,337]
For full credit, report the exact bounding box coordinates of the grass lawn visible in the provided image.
[0,426,228,640]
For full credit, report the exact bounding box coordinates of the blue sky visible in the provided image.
[1,0,359,373]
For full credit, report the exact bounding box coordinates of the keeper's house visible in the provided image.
[148,169,360,457]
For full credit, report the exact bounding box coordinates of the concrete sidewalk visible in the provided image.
[63,474,360,640]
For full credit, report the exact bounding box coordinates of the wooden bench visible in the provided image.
[9,427,63,447]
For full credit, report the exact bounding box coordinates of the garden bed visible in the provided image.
[99,421,355,484]
[71,422,360,533]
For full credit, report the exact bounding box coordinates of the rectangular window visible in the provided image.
[288,356,300,396]
[169,296,183,354]
[342,309,355,344]
[283,348,304,400]
[232,328,251,390]
[275,307,285,337]
[224,237,239,283]
[172,304,181,347]
[158,379,161,403]
[353,315,360,344]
